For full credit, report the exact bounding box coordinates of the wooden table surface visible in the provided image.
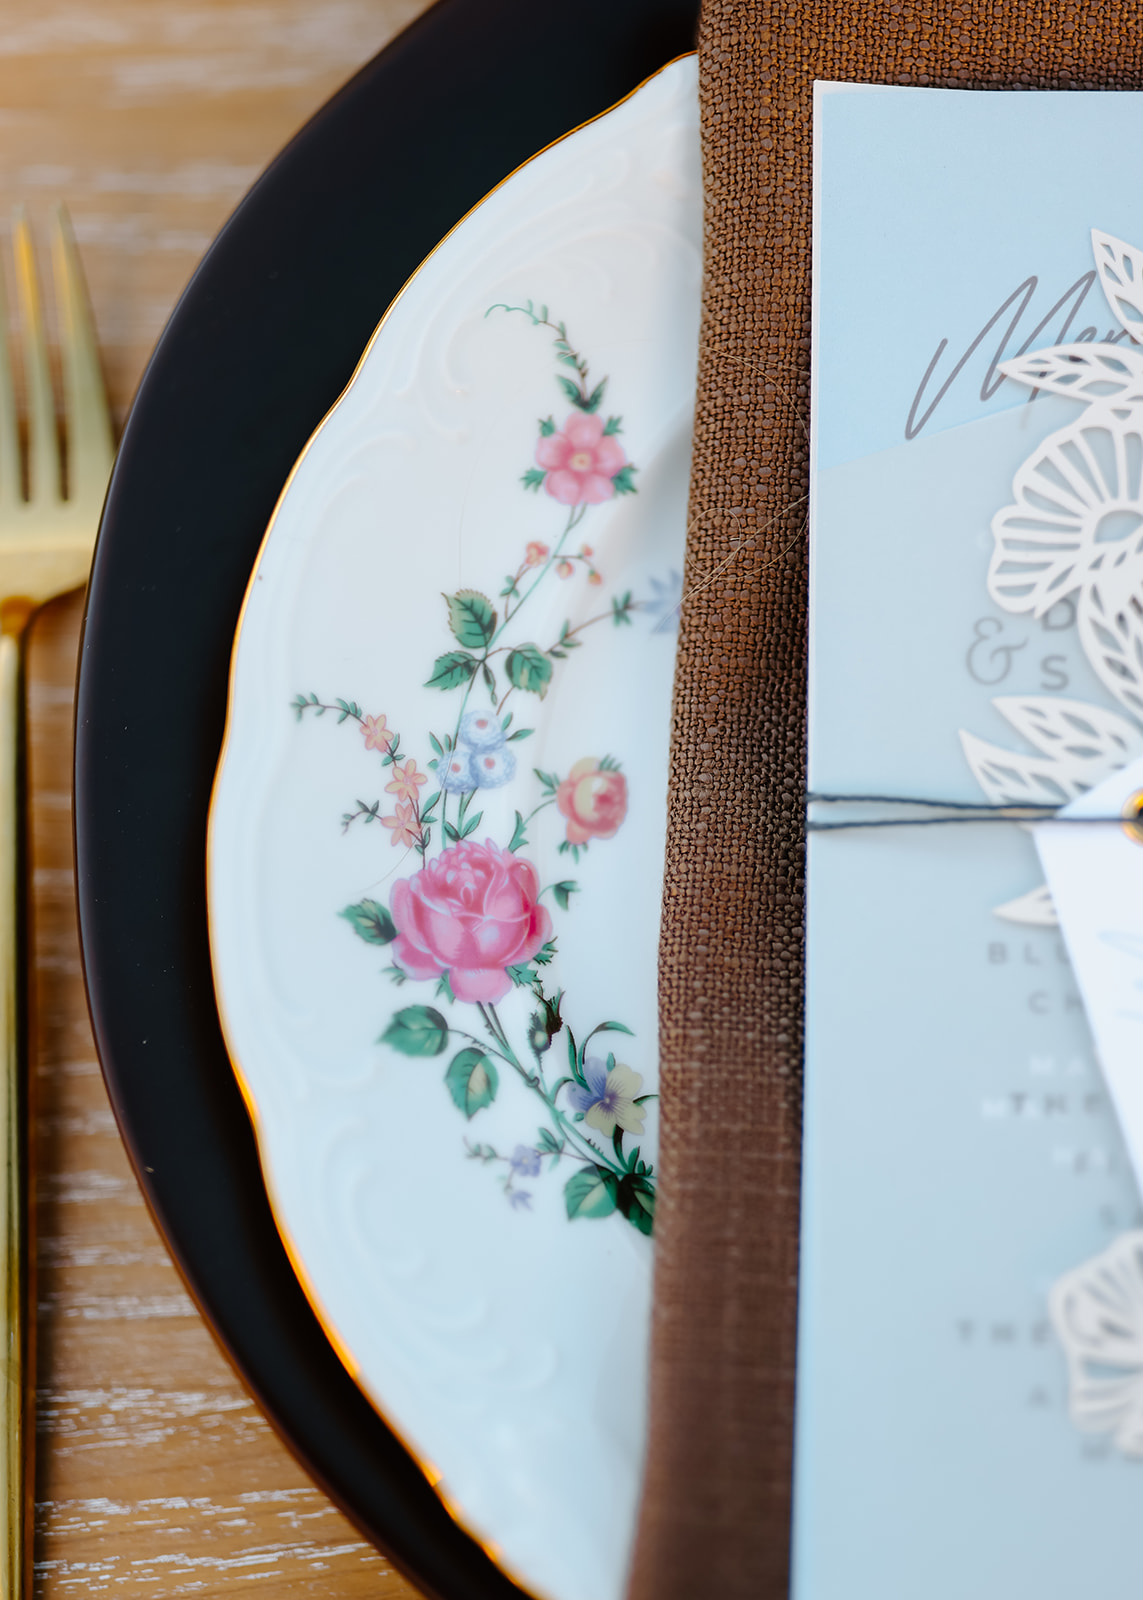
[6,2,435,1593]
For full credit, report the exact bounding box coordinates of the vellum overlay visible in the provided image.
[803,84,1143,1600]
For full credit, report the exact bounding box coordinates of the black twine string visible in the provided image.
[805,791,1143,833]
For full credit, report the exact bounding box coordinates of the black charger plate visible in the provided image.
[73,1,699,1595]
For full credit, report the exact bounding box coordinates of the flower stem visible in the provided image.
[483,1002,625,1178]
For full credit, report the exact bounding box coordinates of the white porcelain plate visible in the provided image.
[208,55,699,1600]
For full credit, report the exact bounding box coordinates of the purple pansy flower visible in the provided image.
[565,1056,646,1138]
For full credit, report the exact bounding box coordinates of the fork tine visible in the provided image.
[13,209,61,507]
[0,251,18,511]
[50,206,113,504]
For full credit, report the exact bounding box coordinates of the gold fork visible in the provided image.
[0,207,113,1597]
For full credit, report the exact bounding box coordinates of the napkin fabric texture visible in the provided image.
[628,7,1142,1597]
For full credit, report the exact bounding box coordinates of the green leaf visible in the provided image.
[381,1006,449,1058]
[505,645,553,699]
[508,727,533,742]
[602,415,623,436]
[445,590,497,649]
[557,375,583,406]
[537,1127,562,1156]
[338,899,396,945]
[578,1020,634,1072]
[443,821,460,843]
[444,1048,499,1117]
[617,1173,655,1236]
[539,415,556,436]
[429,732,443,756]
[508,811,528,852]
[521,468,546,492]
[425,651,478,691]
[582,380,607,414]
[482,662,496,697]
[460,809,483,839]
[611,464,638,495]
[506,962,537,987]
[565,1165,618,1220]
[550,881,578,912]
[419,790,441,821]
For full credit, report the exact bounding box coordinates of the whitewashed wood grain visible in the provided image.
[0,0,428,424]
[6,0,436,1590]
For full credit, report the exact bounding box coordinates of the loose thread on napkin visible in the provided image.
[806,791,1143,832]
[653,357,810,630]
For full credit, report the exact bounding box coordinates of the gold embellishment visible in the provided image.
[1121,787,1143,845]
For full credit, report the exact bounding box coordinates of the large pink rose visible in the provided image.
[390,839,553,1004]
[556,758,628,845]
[535,413,626,506]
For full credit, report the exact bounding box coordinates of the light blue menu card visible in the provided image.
[799,84,1143,1600]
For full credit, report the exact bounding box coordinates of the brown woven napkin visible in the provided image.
[628,6,1141,1597]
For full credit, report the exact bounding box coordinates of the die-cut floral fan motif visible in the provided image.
[1051,1231,1143,1459]
[962,229,1143,925]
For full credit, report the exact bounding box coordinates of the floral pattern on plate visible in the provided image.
[293,306,667,1234]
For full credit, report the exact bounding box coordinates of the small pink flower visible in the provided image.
[557,560,574,580]
[382,801,421,850]
[556,758,628,845]
[581,544,594,558]
[534,413,627,506]
[362,714,391,752]
[390,838,553,1004]
[525,540,550,567]
[385,759,427,804]
[587,570,602,587]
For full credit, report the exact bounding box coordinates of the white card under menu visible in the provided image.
[1036,757,1143,1197]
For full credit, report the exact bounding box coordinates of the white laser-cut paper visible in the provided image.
[1050,1230,1143,1458]
[961,229,1143,924]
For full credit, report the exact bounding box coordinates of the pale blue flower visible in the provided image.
[459,710,506,751]
[471,746,516,789]
[440,749,476,793]
[644,569,683,634]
